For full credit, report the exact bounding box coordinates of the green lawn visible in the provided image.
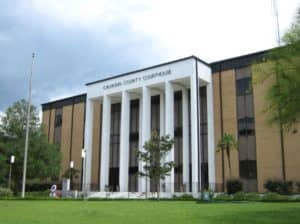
[0,200,300,224]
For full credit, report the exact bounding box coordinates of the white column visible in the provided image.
[182,88,190,192]
[206,82,216,191]
[190,74,200,194]
[160,93,165,136]
[159,93,165,192]
[119,91,131,192]
[83,98,94,190]
[165,81,174,193]
[139,86,151,193]
[100,95,111,191]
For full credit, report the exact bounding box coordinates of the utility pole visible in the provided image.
[21,53,35,198]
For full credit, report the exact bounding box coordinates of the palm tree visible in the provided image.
[217,133,238,178]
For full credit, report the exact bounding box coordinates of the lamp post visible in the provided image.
[8,155,15,189]
[81,149,86,199]
[21,53,35,198]
[70,161,74,190]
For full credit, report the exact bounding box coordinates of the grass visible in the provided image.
[0,200,300,224]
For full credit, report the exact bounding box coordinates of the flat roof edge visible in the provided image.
[86,55,209,86]
[41,93,86,107]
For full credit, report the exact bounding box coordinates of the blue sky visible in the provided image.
[0,0,299,115]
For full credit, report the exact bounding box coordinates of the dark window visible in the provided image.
[151,95,160,133]
[128,99,139,192]
[200,87,208,189]
[238,117,255,136]
[54,108,62,144]
[55,114,62,127]
[109,103,121,192]
[236,78,252,96]
[235,66,257,192]
[150,95,160,192]
[239,160,257,179]
[174,91,183,192]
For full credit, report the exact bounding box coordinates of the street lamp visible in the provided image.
[70,161,74,190]
[8,155,15,189]
[81,149,87,199]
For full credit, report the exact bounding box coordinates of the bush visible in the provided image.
[264,180,293,194]
[25,190,50,197]
[261,192,290,202]
[25,182,61,192]
[226,179,243,194]
[295,182,300,193]
[243,192,261,201]
[232,192,261,201]
[232,192,245,201]
[214,193,232,201]
[172,193,194,200]
[281,181,294,194]
[0,187,13,198]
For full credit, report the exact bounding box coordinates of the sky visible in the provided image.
[0,0,299,115]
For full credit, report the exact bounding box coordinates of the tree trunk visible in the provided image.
[226,146,232,178]
[221,147,225,191]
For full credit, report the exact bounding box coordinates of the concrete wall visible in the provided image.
[41,95,86,189]
[91,100,102,189]
[213,69,239,191]
[252,65,300,192]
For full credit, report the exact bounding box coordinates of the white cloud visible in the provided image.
[0,110,5,125]
[1,0,299,110]
[29,0,300,62]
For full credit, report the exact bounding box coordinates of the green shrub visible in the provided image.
[226,179,243,194]
[0,187,13,198]
[25,190,50,197]
[264,180,293,194]
[243,192,261,201]
[214,193,232,201]
[282,181,294,194]
[172,193,194,200]
[25,182,61,192]
[261,192,290,202]
[296,182,300,193]
[232,192,246,201]
[232,192,261,201]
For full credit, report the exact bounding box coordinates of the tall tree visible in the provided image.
[138,131,174,200]
[0,99,61,192]
[217,133,238,179]
[254,8,300,132]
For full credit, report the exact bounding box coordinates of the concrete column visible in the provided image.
[83,98,94,190]
[182,88,190,192]
[139,86,151,193]
[206,82,216,191]
[159,92,165,192]
[190,74,200,193]
[100,95,111,191]
[119,91,131,192]
[165,81,174,193]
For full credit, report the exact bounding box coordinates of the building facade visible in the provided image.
[42,50,300,195]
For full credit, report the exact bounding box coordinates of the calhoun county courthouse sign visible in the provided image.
[103,69,172,90]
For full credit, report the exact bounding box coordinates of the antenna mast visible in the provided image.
[272,0,281,46]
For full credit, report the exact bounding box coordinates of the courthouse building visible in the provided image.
[42,49,300,196]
